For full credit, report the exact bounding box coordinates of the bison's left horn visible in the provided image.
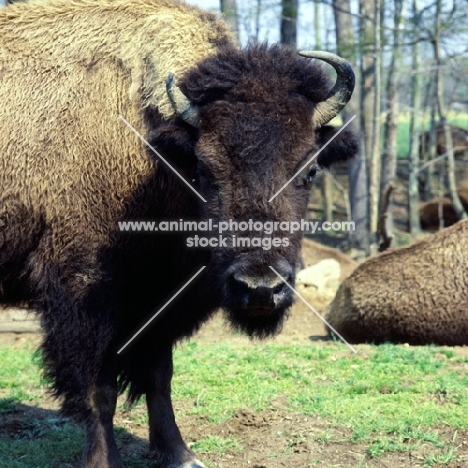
[166,73,201,128]
[299,51,355,128]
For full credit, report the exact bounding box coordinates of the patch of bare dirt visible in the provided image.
[110,400,468,468]
[2,241,467,467]
[2,399,467,468]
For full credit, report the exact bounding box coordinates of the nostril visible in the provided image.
[230,273,250,292]
[273,270,293,286]
[284,273,293,284]
[273,282,284,295]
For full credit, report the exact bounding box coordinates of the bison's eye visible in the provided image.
[302,164,320,189]
[307,165,318,182]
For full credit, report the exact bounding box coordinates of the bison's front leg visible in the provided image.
[85,352,124,468]
[147,348,205,468]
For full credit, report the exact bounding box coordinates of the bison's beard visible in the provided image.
[223,306,290,339]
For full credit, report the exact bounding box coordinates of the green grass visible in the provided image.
[191,435,242,454]
[172,342,468,427]
[0,418,84,468]
[0,347,42,405]
[1,340,468,466]
[424,446,460,468]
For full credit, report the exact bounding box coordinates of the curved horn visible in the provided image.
[299,51,355,128]
[166,73,201,128]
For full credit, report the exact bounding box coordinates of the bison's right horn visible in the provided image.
[166,73,201,128]
[299,51,355,128]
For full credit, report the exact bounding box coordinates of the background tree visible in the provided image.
[359,0,382,254]
[380,0,407,247]
[220,0,239,42]
[407,0,423,235]
[369,0,382,253]
[314,1,334,223]
[281,0,298,45]
[432,0,466,221]
[332,0,369,252]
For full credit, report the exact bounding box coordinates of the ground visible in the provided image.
[1,294,468,467]
[1,216,467,467]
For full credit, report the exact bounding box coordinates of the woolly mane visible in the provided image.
[0,0,234,118]
[179,44,331,106]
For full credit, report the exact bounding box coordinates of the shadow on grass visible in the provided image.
[0,400,153,468]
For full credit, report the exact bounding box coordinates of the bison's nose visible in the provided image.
[230,263,293,310]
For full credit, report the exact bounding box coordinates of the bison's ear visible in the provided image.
[315,125,359,169]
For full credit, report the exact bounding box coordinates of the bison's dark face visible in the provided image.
[151,45,358,337]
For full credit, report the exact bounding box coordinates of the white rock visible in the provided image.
[296,259,341,292]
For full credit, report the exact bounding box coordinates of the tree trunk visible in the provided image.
[281,0,298,46]
[360,0,381,254]
[433,0,466,220]
[370,0,382,254]
[379,182,395,251]
[408,0,422,235]
[333,0,369,251]
[380,0,406,248]
[220,0,239,42]
[426,102,439,200]
[418,88,438,202]
[314,1,321,50]
[314,1,333,223]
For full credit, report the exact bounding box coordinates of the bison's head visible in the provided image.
[151,45,358,337]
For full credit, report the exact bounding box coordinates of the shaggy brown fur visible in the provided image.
[419,123,468,159]
[0,0,358,467]
[326,220,468,345]
[0,0,233,119]
[419,185,468,231]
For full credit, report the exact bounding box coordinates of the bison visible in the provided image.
[418,124,468,200]
[419,123,468,160]
[419,185,468,231]
[325,220,468,346]
[0,0,358,467]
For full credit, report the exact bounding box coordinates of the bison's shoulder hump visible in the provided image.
[0,0,235,119]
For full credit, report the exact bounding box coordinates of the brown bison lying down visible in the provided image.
[326,220,468,345]
[419,185,468,231]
